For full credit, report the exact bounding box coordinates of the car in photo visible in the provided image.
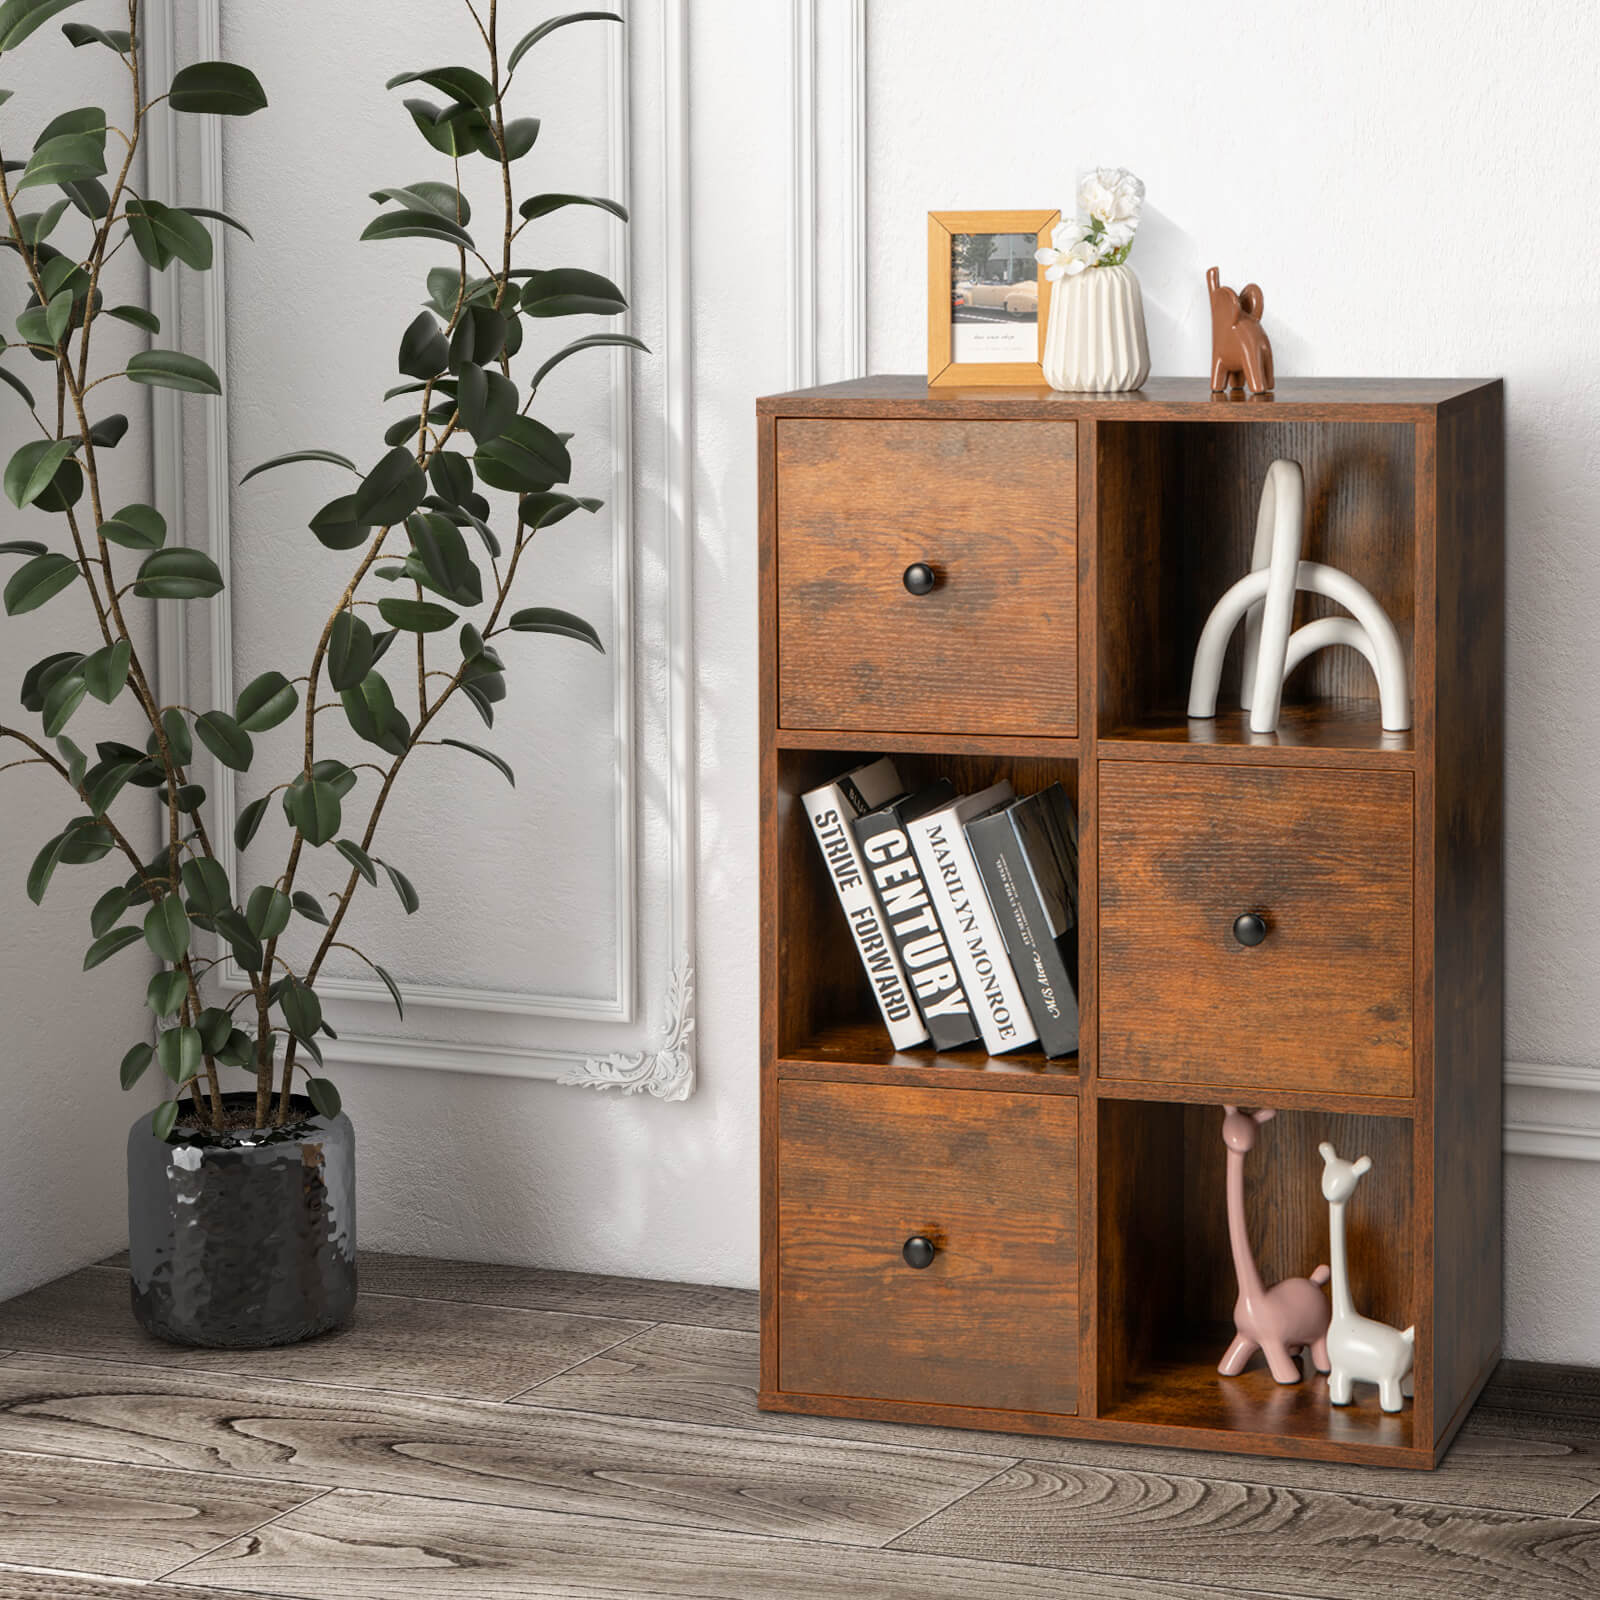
[962,275,1038,316]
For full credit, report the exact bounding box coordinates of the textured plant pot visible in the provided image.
[1042,262,1150,392]
[128,1092,356,1347]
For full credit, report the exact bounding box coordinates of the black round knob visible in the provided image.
[1232,911,1268,947]
[901,1235,937,1269]
[902,562,937,596]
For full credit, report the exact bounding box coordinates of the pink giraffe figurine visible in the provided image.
[1218,1106,1332,1385]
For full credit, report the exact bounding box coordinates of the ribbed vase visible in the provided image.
[1042,262,1150,392]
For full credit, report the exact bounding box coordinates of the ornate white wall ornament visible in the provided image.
[562,959,695,1099]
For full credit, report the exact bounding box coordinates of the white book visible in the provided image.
[802,758,930,1050]
[908,782,1039,1054]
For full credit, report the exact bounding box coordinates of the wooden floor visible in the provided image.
[0,1259,1596,1598]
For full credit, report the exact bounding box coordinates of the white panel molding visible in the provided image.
[149,0,696,1096]
[1505,1060,1600,1161]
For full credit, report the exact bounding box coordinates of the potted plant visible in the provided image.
[0,0,639,1346]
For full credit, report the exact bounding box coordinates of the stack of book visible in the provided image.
[803,757,1080,1059]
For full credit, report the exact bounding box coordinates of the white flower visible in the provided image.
[1036,235,1096,281]
[1078,166,1145,231]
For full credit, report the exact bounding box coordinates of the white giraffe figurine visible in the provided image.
[1319,1141,1415,1412]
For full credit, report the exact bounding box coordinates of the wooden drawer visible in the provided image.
[775,419,1077,735]
[1098,762,1414,1098]
[777,1079,1078,1414]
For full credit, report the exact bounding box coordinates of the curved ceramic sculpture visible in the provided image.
[1219,1106,1331,1384]
[1319,1141,1416,1412]
[1187,459,1411,733]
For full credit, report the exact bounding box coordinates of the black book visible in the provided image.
[965,783,1080,1058]
[851,780,980,1050]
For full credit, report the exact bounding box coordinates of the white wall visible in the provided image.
[0,31,158,1299]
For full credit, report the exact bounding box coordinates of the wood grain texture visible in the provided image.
[895,1461,1600,1599]
[1098,762,1415,1097]
[0,1570,264,1599]
[775,419,1077,735]
[0,1268,647,1402]
[356,1253,757,1333]
[1103,702,1416,765]
[178,1487,1250,1600]
[0,1355,1008,1547]
[757,375,1502,419]
[777,1080,1077,1415]
[0,1448,313,1581]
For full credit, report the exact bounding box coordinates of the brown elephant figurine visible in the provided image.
[1208,265,1274,394]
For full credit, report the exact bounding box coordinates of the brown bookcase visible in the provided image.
[756,376,1503,1469]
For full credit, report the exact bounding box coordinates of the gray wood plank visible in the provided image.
[521,1321,1600,1516]
[0,1571,264,1600]
[0,1448,314,1581]
[1480,1361,1600,1424]
[894,1461,1600,1600]
[0,1268,648,1402]
[176,1487,1261,1599]
[0,1355,1010,1547]
[357,1252,758,1331]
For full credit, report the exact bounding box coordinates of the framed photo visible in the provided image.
[927,209,1059,387]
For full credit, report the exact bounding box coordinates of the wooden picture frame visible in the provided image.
[927,209,1059,387]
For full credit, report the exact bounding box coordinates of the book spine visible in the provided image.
[910,815,1038,1054]
[856,813,980,1050]
[967,810,1079,1058]
[805,789,929,1050]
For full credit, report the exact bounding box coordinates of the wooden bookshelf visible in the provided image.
[756,377,1503,1469]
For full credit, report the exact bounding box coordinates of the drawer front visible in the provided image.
[777,1079,1078,1414]
[776,419,1077,735]
[1098,763,1414,1097]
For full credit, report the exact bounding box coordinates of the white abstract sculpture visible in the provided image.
[1318,1141,1415,1412]
[1187,459,1410,733]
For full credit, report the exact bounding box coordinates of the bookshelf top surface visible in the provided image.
[757,374,1501,420]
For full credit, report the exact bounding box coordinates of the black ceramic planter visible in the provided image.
[127,1092,357,1347]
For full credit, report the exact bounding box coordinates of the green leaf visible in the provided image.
[144,896,191,963]
[370,181,470,226]
[125,199,212,272]
[15,197,69,246]
[474,415,572,492]
[213,907,263,970]
[371,961,405,1019]
[239,448,359,485]
[59,174,108,219]
[519,491,603,530]
[196,1006,232,1054]
[32,456,82,513]
[79,414,129,449]
[341,669,410,756]
[334,837,377,884]
[134,547,224,599]
[403,97,494,160]
[33,105,105,146]
[279,975,321,1041]
[164,781,206,813]
[43,286,73,345]
[126,349,222,394]
[185,205,253,239]
[245,884,291,939]
[150,1099,181,1140]
[289,777,341,846]
[90,882,131,937]
[81,638,130,703]
[83,923,143,969]
[305,1076,341,1119]
[427,450,474,508]
[15,131,104,191]
[235,670,297,732]
[56,733,85,786]
[327,610,375,690]
[507,605,604,652]
[0,364,36,409]
[308,493,372,551]
[5,438,75,508]
[313,758,358,799]
[194,710,253,771]
[378,596,456,633]
[104,304,159,334]
[3,551,76,615]
[156,1025,201,1084]
[41,666,87,735]
[521,267,627,319]
[234,793,270,851]
[159,706,192,765]
[438,737,514,787]
[449,305,506,371]
[385,63,493,107]
[25,830,65,903]
[397,311,449,379]
[99,503,166,549]
[354,446,426,525]
[506,10,621,74]
[518,191,629,224]
[456,364,518,444]
[360,208,473,248]
[291,889,329,926]
[0,539,47,556]
[20,651,81,712]
[181,856,231,916]
[146,967,189,1017]
[0,0,88,52]
[119,1040,153,1089]
[167,61,268,116]
[406,511,481,605]
[62,21,129,51]
[84,753,142,815]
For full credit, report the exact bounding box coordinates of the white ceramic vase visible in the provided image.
[1042,262,1150,392]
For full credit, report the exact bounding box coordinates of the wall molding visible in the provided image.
[1505,1060,1600,1161]
[148,0,696,1095]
